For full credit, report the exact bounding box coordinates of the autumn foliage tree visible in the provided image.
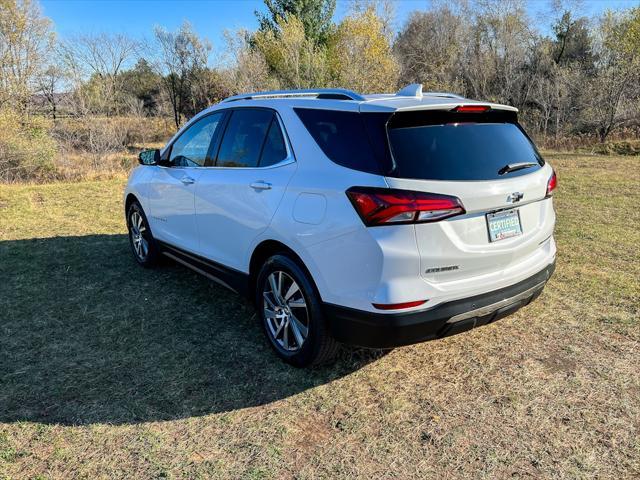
[328,7,399,93]
[255,0,335,45]
[253,14,329,89]
[0,0,57,181]
[0,0,54,112]
[251,4,398,93]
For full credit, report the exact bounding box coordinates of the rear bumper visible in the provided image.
[324,260,555,348]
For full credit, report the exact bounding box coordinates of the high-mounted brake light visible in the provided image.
[452,105,491,113]
[546,170,557,197]
[346,187,465,227]
[372,300,428,310]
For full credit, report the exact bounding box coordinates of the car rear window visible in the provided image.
[294,108,383,174]
[387,111,543,181]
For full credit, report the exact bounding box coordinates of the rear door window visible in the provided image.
[216,109,273,168]
[387,112,543,181]
[259,118,287,167]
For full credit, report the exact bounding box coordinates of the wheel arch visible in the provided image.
[248,239,323,304]
[125,193,140,214]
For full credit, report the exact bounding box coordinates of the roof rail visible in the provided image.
[221,88,365,103]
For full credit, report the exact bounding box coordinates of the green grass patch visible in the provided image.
[0,153,638,479]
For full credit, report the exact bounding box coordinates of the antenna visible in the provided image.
[395,84,466,100]
[396,83,423,97]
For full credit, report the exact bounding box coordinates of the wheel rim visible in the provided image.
[129,210,149,261]
[263,271,309,352]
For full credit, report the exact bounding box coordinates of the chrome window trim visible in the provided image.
[201,157,296,171]
[156,165,202,171]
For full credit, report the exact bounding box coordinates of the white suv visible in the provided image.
[125,84,557,366]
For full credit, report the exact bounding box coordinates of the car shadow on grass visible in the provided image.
[0,234,384,426]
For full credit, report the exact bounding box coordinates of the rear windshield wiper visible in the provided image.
[498,162,538,175]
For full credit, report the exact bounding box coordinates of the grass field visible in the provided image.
[0,153,638,479]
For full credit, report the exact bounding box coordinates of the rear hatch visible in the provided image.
[382,107,555,285]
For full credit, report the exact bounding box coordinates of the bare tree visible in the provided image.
[528,46,577,143]
[36,63,63,119]
[59,33,140,115]
[394,7,466,91]
[462,0,537,107]
[585,8,640,142]
[154,21,211,128]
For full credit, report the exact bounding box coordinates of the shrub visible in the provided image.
[0,110,57,182]
[47,115,173,182]
[53,117,127,155]
[52,116,173,153]
[590,139,640,156]
[121,116,174,145]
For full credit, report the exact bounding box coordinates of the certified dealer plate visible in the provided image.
[487,209,522,242]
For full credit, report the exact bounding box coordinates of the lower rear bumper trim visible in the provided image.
[323,260,555,349]
[446,280,547,324]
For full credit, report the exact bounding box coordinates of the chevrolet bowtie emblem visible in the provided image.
[507,192,524,203]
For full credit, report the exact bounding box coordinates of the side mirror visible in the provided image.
[138,149,161,166]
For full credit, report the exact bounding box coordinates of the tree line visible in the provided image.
[1,0,639,167]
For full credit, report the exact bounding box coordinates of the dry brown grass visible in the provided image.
[51,143,164,182]
[0,114,173,183]
[49,115,172,183]
[0,153,638,479]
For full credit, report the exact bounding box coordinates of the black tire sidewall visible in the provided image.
[255,254,328,367]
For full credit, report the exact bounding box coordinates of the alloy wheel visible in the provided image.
[263,271,309,352]
[129,210,149,261]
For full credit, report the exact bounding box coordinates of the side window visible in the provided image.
[216,109,273,168]
[259,118,287,167]
[294,108,381,175]
[169,112,223,167]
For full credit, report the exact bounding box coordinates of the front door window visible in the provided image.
[169,113,223,167]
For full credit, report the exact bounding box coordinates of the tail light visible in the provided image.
[452,105,491,113]
[346,187,465,227]
[546,170,557,197]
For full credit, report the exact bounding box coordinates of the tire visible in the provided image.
[126,201,160,268]
[256,254,339,367]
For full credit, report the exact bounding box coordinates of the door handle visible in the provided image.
[181,175,195,185]
[250,181,272,190]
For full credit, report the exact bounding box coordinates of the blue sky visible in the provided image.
[41,0,639,54]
